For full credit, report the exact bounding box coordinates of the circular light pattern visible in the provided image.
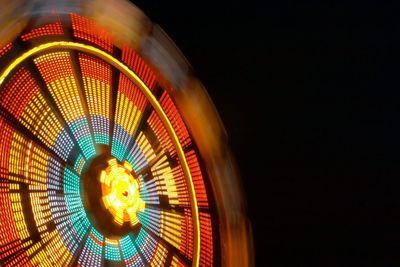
[0,10,209,267]
[100,159,145,226]
[0,1,253,267]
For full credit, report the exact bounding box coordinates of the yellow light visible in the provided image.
[123,161,133,172]
[101,160,144,226]
[0,42,200,267]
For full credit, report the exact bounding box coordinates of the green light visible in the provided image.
[120,234,138,261]
[111,136,126,161]
[94,133,109,144]
[69,118,96,159]
[105,241,121,261]
[63,167,90,240]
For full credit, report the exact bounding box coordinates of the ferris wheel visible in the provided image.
[0,1,253,266]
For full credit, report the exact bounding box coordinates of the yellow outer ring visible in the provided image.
[0,41,200,267]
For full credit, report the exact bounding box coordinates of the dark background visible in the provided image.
[132,1,394,266]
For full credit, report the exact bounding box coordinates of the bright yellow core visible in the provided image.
[100,159,145,226]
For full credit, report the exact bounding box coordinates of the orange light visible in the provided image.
[100,159,145,226]
[0,41,201,267]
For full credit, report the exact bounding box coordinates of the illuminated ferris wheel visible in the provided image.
[0,0,252,266]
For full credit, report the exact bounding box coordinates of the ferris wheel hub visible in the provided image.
[100,159,145,226]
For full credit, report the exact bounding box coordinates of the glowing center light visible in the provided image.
[100,159,145,226]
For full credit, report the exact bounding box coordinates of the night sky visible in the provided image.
[132,1,393,266]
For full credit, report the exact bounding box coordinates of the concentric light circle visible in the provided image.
[0,1,253,266]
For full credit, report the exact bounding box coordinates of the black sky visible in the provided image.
[131,1,394,266]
